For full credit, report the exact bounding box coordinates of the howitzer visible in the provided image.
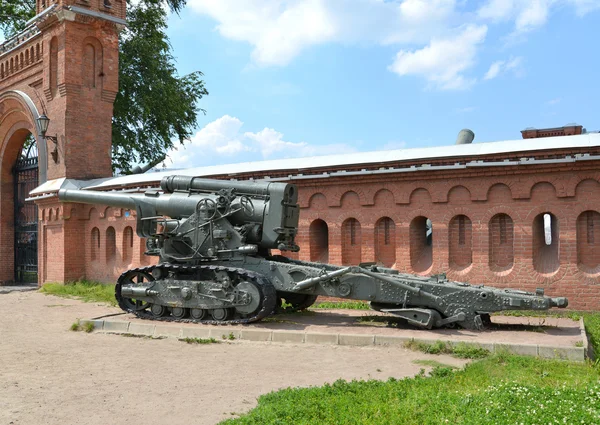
[58,176,568,330]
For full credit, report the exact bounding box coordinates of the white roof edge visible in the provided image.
[28,133,600,195]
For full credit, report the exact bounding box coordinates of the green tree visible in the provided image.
[0,0,208,174]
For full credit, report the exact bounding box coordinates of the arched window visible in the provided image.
[91,227,100,261]
[341,218,361,265]
[375,217,395,267]
[532,213,559,274]
[410,216,433,273]
[449,215,472,270]
[106,227,116,262]
[488,213,514,272]
[123,226,133,263]
[577,210,600,272]
[309,219,329,263]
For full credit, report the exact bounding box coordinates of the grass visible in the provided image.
[219,354,600,425]
[412,359,458,369]
[40,281,116,306]
[180,337,219,344]
[404,339,491,359]
[69,320,95,333]
[312,301,370,310]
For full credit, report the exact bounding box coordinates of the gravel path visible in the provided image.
[0,291,467,425]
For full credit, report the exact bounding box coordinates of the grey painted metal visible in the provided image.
[456,129,475,145]
[58,175,569,330]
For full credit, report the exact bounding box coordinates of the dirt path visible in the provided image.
[0,291,467,425]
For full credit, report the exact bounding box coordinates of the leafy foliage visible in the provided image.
[112,1,208,173]
[0,0,35,37]
[0,0,208,173]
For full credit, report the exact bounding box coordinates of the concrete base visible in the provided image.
[81,309,588,362]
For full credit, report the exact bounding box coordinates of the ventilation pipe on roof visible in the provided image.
[456,129,475,145]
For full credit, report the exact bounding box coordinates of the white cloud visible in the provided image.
[389,25,488,90]
[484,56,524,80]
[188,0,458,66]
[546,98,561,105]
[187,0,599,90]
[167,115,357,168]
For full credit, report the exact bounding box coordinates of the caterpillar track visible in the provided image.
[115,264,277,325]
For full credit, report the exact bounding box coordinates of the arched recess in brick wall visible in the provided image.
[309,219,329,263]
[106,226,116,263]
[308,193,327,210]
[447,186,471,205]
[532,213,559,274]
[91,227,100,262]
[49,37,58,98]
[575,179,600,198]
[123,226,133,263]
[448,215,472,270]
[487,183,513,203]
[375,217,395,267]
[340,191,361,209]
[410,216,432,274]
[409,188,432,206]
[488,213,514,272]
[576,210,600,273]
[341,218,361,265]
[81,37,103,90]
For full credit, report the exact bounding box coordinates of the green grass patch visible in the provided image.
[180,337,219,344]
[404,339,490,359]
[40,281,116,306]
[219,354,600,425]
[412,359,458,369]
[69,320,95,333]
[312,301,370,310]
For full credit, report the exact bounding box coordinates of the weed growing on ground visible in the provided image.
[41,281,116,306]
[180,337,219,344]
[312,301,370,310]
[120,333,165,340]
[83,322,95,333]
[70,320,81,331]
[412,359,458,369]
[404,339,490,359]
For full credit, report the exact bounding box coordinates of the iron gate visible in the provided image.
[13,139,38,283]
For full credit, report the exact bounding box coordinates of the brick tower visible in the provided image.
[0,0,125,284]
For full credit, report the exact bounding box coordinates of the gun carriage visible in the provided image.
[58,176,568,330]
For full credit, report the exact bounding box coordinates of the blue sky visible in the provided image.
[160,0,600,168]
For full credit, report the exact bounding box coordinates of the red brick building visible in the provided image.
[2,1,600,311]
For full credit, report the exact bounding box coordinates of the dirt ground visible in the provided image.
[0,291,467,425]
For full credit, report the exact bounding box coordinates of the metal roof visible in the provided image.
[29,132,600,196]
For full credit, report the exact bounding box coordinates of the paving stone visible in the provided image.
[240,329,272,342]
[374,335,411,346]
[153,324,182,338]
[338,334,374,346]
[538,345,585,362]
[272,330,305,343]
[210,328,242,341]
[102,320,130,333]
[180,327,212,339]
[128,322,155,336]
[305,332,339,345]
[494,343,538,357]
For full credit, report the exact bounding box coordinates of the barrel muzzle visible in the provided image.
[550,297,568,308]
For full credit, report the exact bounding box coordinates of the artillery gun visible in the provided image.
[58,176,568,330]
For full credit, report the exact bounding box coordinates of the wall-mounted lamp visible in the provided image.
[37,114,59,163]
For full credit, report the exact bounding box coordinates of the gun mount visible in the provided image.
[58,176,568,330]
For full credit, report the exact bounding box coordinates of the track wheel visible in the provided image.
[190,308,207,320]
[150,304,168,318]
[116,270,154,313]
[171,307,188,319]
[210,308,234,321]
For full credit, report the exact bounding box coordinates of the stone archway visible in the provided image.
[0,90,46,283]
